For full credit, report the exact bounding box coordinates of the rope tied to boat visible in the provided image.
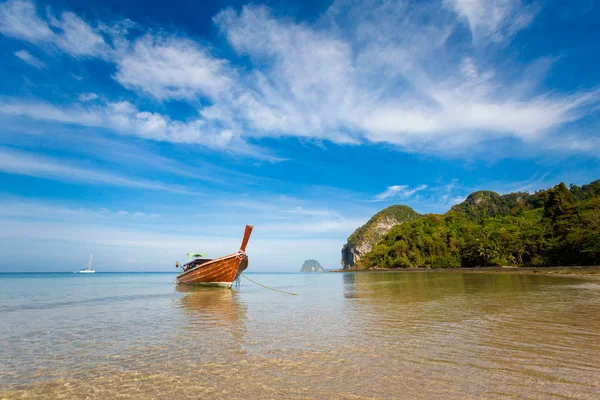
[240,274,299,296]
[236,250,246,260]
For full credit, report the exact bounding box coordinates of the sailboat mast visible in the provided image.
[88,254,93,270]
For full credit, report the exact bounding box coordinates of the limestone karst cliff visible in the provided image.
[341,205,420,269]
[301,259,325,272]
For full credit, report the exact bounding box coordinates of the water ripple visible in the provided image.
[1,272,599,399]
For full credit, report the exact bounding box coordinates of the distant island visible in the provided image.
[342,179,600,269]
[301,259,325,272]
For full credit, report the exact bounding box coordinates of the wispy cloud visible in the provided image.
[0,99,249,151]
[114,34,233,101]
[285,206,343,219]
[0,199,159,221]
[0,147,194,194]
[77,93,99,102]
[0,0,108,56]
[372,184,428,202]
[0,0,598,159]
[211,3,598,152]
[13,49,45,68]
[226,200,349,225]
[444,0,538,42]
[0,0,52,42]
[449,196,467,205]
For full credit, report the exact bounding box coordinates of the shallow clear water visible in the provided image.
[1,271,599,399]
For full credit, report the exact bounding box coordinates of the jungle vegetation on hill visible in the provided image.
[357,180,600,268]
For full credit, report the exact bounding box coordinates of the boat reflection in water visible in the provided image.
[175,285,248,361]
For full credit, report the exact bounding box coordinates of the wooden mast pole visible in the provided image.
[240,225,253,252]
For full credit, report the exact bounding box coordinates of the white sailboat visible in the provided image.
[77,254,96,274]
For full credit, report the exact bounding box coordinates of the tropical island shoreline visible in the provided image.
[339,179,600,275]
[330,265,600,277]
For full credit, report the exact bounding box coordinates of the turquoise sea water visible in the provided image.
[1,271,600,399]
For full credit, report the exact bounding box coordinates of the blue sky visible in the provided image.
[0,0,599,272]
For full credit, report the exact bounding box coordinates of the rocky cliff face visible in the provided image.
[301,259,325,272]
[341,205,420,269]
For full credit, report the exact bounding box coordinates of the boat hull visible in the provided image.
[175,253,248,288]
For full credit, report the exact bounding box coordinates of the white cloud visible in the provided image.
[259,218,364,236]
[0,0,598,158]
[0,99,240,149]
[113,35,233,100]
[0,100,102,125]
[0,0,52,42]
[0,0,107,57]
[225,199,353,230]
[546,136,600,155]
[48,11,108,57]
[13,49,45,68]
[212,4,598,152]
[372,184,428,201]
[444,0,537,42]
[0,200,159,221]
[285,206,343,219]
[214,5,362,142]
[364,90,599,146]
[450,196,467,205]
[0,147,193,194]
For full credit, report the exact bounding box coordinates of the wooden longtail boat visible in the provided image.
[175,225,253,288]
